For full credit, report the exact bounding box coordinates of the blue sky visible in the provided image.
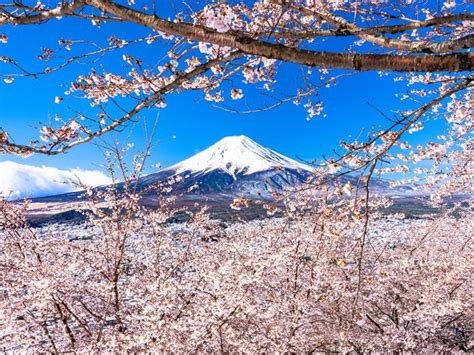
[0,6,436,175]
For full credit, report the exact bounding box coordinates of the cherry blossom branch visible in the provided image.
[0,51,243,156]
[290,4,474,53]
[0,0,86,25]
[84,0,473,73]
[2,35,162,79]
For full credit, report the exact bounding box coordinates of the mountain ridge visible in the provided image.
[165,135,313,179]
[23,135,422,224]
[30,135,416,203]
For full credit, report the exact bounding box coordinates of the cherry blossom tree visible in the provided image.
[0,0,473,352]
[0,159,472,352]
[0,0,472,158]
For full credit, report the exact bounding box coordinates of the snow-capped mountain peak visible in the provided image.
[167,135,313,178]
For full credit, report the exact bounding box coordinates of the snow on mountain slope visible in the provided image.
[166,135,313,178]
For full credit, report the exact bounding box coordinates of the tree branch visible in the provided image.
[0,51,243,156]
[0,0,86,25]
[84,0,473,72]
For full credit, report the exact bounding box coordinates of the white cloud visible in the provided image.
[0,161,112,200]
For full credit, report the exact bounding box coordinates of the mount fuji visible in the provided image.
[169,135,312,178]
[27,135,415,224]
[137,135,315,201]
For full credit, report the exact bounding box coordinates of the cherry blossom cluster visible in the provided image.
[0,178,471,352]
